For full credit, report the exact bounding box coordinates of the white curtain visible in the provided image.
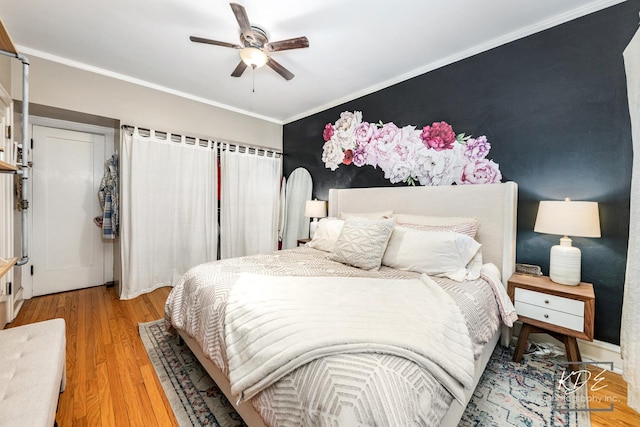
[120,129,217,300]
[622,26,640,412]
[220,145,282,258]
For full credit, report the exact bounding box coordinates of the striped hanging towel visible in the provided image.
[98,153,119,239]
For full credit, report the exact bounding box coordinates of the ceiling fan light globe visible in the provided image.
[240,47,268,68]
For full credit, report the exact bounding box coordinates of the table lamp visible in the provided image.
[534,198,600,285]
[304,199,327,238]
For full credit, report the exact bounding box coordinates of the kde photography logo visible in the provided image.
[552,361,619,413]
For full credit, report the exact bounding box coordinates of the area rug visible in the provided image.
[139,320,246,427]
[140,320,590,426]
[459,344,591,427]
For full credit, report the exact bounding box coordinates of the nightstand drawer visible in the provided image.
[514,301,584,332]
[514,287,584,316]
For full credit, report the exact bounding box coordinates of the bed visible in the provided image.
[165,181,518,426]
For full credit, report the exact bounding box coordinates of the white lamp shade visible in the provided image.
[534,198,601,286]
[304,200,327,219]
[240,47,268,68]
[534,199,600,238]
[305,200,327,239]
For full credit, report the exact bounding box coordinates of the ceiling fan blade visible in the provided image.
[267,57,295,81]
[230,3,255,43]
[190,36,241,49]
[265,36,309,52]
[231,60,248,77]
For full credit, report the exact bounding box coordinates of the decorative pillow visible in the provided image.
[307,218,345,252]
[382,226,482,281]
[393,213,479,237]
[339,210,393,220]
[330,217,396,270]
[398,222,479,238]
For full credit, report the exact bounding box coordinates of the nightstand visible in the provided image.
[297,238,311,246]
[507,273,595,363]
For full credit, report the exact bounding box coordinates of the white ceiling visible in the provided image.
[0,0,625,124]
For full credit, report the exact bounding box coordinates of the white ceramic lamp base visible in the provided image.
[549,236,581,286]
[309,218,319,239]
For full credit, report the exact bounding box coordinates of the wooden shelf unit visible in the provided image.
[0,14,27,327]
[0,16,18,55]
[0,160,18,172]
[0,257,17,280]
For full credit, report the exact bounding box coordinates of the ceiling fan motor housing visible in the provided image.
[242,26,269,48]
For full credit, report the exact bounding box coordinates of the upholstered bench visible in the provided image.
[0,318,66,427]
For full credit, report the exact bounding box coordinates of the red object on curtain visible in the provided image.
[217,157,221,200]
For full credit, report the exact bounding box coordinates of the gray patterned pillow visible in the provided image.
[329,217,396,270]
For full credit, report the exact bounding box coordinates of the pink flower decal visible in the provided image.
[421,121,456,151]
[355,122,376,147]
[369,122,401,171]
[343,149,354,165]
[464,135,491,159]
[323,123,334,142]
[320,111,502,186]
[459,158,503,184]
[352,148,367,167]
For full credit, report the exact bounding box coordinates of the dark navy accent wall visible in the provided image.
[283,1,639,345]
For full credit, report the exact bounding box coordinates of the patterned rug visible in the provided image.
[459,344,590,427]
[139,320,246,427]
[139,320,590,426]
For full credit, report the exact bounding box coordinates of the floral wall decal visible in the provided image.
[321,111,502,186]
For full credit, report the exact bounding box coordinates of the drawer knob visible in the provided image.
[544,314,549,319]
[544,300,550,304]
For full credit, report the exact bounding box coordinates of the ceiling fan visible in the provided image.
[190,2,309,81]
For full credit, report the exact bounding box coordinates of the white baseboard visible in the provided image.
[575,338,623,374]
[510,323,623,374]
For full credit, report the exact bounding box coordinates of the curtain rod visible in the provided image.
[218,142,282,158]
[121,125,282,157]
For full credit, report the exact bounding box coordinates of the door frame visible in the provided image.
[23,116,115,299]
[0,81,14,326]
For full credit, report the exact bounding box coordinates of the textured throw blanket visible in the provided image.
[225,273,475,405]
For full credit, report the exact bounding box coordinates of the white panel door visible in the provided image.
[32,125,106,296]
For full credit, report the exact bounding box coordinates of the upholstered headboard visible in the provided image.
[328,182,518,287]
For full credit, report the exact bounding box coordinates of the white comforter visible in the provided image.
[165,247,510,425]
[225,273,474,404]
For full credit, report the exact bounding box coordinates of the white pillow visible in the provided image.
[393,214,479,237]
[330,217,396,270]
[465,250,483,281]
[392,213,478,225]
[307,218,344,252]
[398,221,479,238]
[340,210,393,220]
[382,226,482,281]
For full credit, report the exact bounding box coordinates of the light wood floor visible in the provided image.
[6,284,640,426]
[588,364,640,426]
[7,285,178,427]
